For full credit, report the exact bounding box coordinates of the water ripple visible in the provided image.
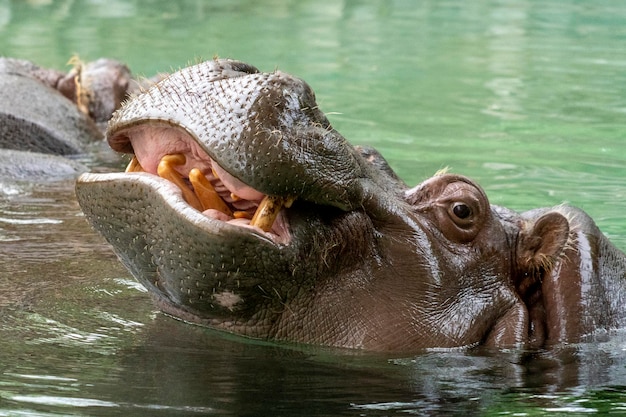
[0,217,62,225]
[4,393,217,414]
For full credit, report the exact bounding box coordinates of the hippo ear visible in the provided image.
[518,212,570,272]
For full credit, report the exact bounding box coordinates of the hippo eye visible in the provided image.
[438,181,489,243]
[452,202,472,220]
[446,199,478,230]
[412,175,490,244]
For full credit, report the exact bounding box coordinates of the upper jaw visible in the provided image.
[98,58,385,244]
[106,58,371,213]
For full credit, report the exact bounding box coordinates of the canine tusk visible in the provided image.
[250,195,291,232]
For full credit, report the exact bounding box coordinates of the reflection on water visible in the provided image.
[483,1,529,121]
[1,0,626,415]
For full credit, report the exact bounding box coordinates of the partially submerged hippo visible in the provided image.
[0,57,105,155]
[0,57,152,180]
[75,59,626,352]
[0,149,88,181]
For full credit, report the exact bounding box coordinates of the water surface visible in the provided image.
[1,0,626,415]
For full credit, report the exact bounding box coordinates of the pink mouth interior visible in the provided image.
[124,124,291,244]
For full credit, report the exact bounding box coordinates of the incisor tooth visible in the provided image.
[188,168,233,216]
[157,154,203,211]
[126,156,144,172]
[250,195,293,232]
[284,196,296,208]
[153,153,295,231]
[233,211,251,219]
[160,154,186,166]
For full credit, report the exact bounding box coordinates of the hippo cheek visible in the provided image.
[75,172,297,335]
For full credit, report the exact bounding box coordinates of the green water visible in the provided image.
[1,0,626,415]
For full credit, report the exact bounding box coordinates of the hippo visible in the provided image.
[0,149,88,181]
[0,57,104,155]
[75,59,626,353]
[0,57,152,180]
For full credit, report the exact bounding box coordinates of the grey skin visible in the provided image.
[0,57,102,155]
[0,57,134,125]
[75,59,626,352]
[0,57,135,180]
[0,149,87,181]
[0,57,135,152]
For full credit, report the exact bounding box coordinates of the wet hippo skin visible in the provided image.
[0,57,141,181]
[0,58,103,155]
[75,59,626,353]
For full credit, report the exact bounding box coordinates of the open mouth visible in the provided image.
[121,128,295,245]
[93,58,360,247]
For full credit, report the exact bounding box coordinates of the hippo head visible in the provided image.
[61,57,132,125]
[76,59,586,352]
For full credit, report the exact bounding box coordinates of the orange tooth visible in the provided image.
[125,156,144,172]
[250,196,285,232]
[157,154,203,211]
[230,193,241,202]
[284,196,296,208]
[161,153,186,165]
[233,211,251,219]
[188,168,233,216]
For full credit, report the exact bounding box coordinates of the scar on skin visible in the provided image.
[213,291,242,310]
